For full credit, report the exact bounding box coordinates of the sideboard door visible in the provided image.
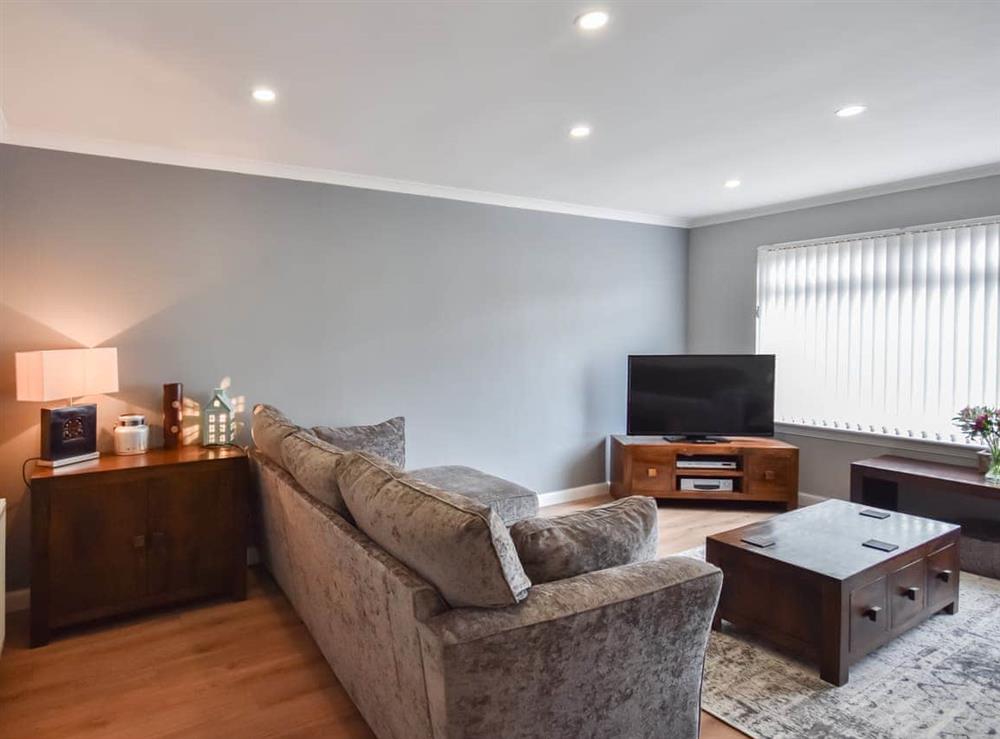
[48,480,149,627]
[147,467,238,600]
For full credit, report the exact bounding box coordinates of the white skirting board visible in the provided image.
[538,482,611,508]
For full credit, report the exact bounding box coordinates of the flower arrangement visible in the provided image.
[953,405,1000,482]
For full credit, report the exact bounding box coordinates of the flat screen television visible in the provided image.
[627,354,775,441]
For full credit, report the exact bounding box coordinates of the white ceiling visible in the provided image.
[2,0,1000,227]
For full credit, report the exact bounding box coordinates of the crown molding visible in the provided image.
[8,120,996,232]
[0,125,689,228]
[687,162,1000,229]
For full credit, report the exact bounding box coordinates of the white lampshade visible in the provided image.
[15,348,119,402]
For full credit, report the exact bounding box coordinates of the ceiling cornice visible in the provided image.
[0,124,691,229]
[688,162,1000,229]
[5,117,996,233]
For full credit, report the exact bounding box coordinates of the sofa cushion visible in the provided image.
[509,496,658,584]
[251,404,301,463]
[338,451,531,608]
[404,466,538,525]
[312,416,405,468]
[280,430,351,515]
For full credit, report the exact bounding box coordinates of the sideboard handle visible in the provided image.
[764,470,776,481]
[647,468,657,478]
[936,569,952,583]
[132,534,146,550]
[903,586,921,600]
[864,606,882,622]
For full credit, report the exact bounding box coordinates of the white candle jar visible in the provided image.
[114,414,149,455]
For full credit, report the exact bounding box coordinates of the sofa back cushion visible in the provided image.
[337,451,531,608]
[251,404,301,463]
[312,416,405,468]
[280,430,351,515]
[510,496,658,584]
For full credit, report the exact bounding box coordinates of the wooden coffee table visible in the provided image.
[706,499,960,685]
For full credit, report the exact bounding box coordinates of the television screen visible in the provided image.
[627,355,775,438]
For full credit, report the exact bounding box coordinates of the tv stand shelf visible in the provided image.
[610,436,799,509]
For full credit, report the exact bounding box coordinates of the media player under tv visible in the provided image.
[679,478,735,492]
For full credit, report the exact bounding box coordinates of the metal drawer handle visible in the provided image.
[647,468,657,478]
[936,569,952,583]
[764,470,776,481]
[132,534,146,549]
[903,586,921,601]
[864,606,882,622]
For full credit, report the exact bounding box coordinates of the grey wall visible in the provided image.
[0,144,688,589]
[688,174,1000,498]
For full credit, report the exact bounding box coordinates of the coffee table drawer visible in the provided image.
[850,576,888,653]
[927,544,959,608]
[889,559,926,627]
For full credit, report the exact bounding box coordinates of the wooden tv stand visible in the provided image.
[610,436,799,509]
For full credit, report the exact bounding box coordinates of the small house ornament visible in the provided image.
[202,388,235,446]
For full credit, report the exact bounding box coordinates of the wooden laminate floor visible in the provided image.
[0,498,776,739]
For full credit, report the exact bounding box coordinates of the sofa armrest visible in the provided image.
[417,556,721,739]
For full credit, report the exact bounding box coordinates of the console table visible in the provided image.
[610,436,799,509]
[851,455,1000,578]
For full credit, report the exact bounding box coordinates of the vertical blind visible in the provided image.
[756,216,1000,442]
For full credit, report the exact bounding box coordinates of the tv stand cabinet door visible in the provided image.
[631,462,673,494]
[745,450,798,507]
[630,448,676,494]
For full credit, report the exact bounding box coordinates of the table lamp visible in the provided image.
[15,348,119,467]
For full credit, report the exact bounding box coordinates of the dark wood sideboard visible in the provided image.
[851,455,999,511]
[610,436,799,509]
[30,446,248,646]
[851,454,999,577]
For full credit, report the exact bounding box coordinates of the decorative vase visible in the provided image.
[986,448,1000,484]
[953,406,1000,484]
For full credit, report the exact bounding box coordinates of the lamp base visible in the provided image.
[40,404,99,467]
[37,451,101,468]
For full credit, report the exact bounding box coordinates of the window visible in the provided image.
[756,216,1000,442]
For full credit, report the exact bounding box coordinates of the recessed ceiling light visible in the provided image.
[575,10,610,30]
[835,104,866,118]
[252,87,277,103]
[569,124,592,139]
[724,178,741,189]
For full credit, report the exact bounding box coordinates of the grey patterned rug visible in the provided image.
[681,547,1000,739]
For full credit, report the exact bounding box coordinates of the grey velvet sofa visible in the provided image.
[250,410,723,739]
